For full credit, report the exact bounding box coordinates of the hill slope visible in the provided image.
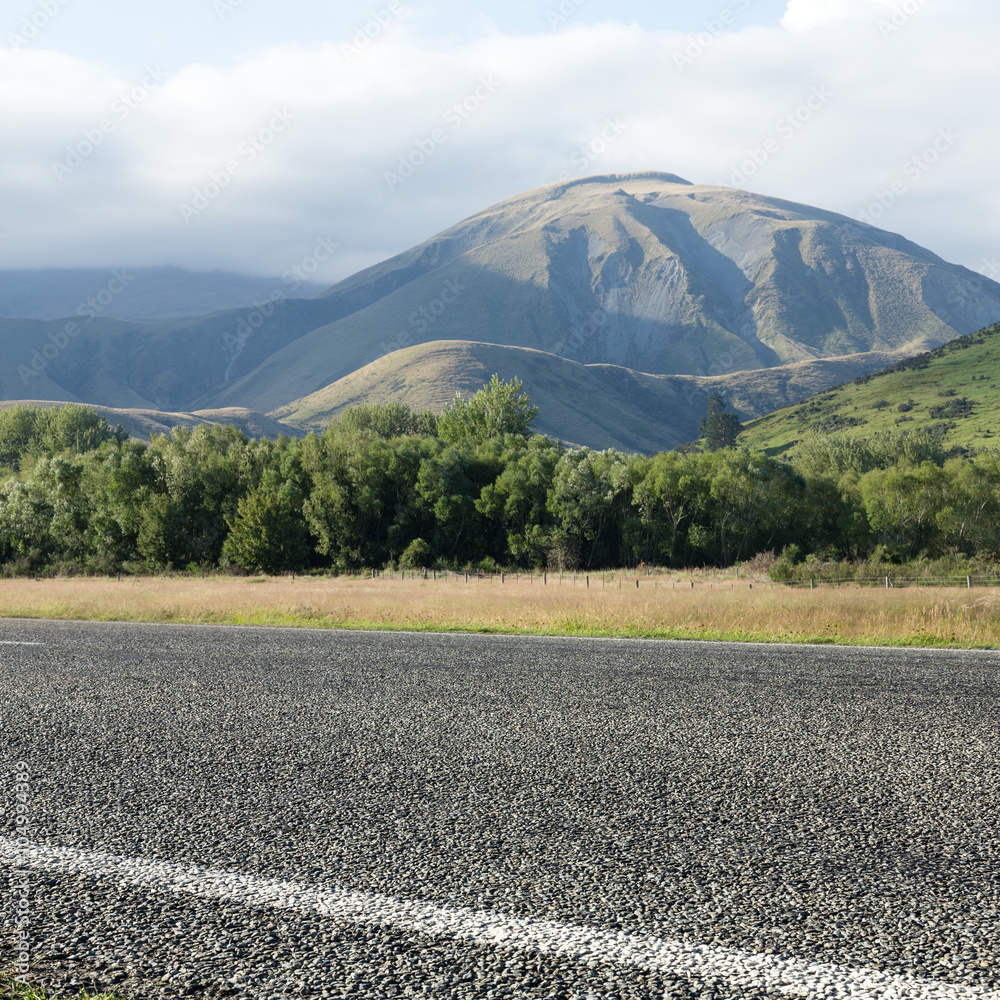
[272,339,912,453]
[740,322,1000,458]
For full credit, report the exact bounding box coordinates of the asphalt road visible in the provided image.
[1,619,998,999]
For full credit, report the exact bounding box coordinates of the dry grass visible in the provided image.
[1,573,999,647]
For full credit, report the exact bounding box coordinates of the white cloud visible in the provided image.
[781,0,891,31]
[0,2,998,284]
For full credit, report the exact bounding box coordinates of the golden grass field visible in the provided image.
[1,572,999,647]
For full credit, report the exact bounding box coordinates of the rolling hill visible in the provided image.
[5,172,1000,451]
[740,321,1000,458]
[273,339,910,453]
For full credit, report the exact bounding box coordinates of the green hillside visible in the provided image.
[741,322,1000,458]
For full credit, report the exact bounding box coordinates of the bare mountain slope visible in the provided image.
[213,172,1000,416]
[5,173,1000,450]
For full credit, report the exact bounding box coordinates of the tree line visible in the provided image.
[1,380,999,576]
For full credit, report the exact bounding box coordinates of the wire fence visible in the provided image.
[369,569,1000,590]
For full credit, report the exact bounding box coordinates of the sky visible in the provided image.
[1,0,997,286]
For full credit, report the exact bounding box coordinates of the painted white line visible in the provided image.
[0,640,42,645]
[1,840,996,999]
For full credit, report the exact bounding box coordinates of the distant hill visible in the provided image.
[740,322,1000,459]
[0,266,326,321]
[4,173,1000,451]
[273,339,912,453]
[0,400,303,441]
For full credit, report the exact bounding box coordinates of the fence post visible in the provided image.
[586,576,589,588]
[635,579,639,589]
[967,576,972,589]
[810,579,814,590]
[543,572,547,586]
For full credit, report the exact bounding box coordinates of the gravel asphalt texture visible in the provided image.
[1,619,998,999]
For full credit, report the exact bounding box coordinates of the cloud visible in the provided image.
[0,2,998,286]
[781,0,890,31]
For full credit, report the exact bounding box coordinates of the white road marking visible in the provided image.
[2,839,996,999]
[0,641,42,645]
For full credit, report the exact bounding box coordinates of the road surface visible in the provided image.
[1,619,998,998]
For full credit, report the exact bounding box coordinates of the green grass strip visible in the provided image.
[0,605,992,649]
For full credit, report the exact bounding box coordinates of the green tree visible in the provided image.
[858,462,946,558]
[303,431,426,568]
[634,451,708,566]
[437,375,539,444]
[936,455,1000,555]
[414,441,499,564]
[701,450,807,566]
[700,393,742,451]
[475,436,563,567]
[83,441,156,572]
[337,402,420,439]
[546,449,642,569]
[221,483,310,574]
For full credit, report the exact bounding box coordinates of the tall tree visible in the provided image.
[700,393,742,451]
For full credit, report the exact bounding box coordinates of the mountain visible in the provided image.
[212,172,1000,417]
[4,173,1000,451]
[0,266,327,321]
[740,321,1000,459]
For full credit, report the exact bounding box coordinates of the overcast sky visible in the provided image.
[1,0,996,286]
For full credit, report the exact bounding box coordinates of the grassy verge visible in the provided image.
[1,573,999,647]
[1,969,123,1000]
